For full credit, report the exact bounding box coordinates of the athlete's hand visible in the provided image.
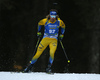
[37,32,42,38]
[59,34,64,41]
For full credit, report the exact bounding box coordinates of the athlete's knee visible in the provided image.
[32,52,41,60]
[37,43,45,51]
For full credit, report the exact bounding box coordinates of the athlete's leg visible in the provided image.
[49,39,57,64]
[46,39,57,73]
[31,38,49,64]
[23,38,49,72]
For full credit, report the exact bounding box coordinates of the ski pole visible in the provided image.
[59,40,70,63]
[32,37,41,56]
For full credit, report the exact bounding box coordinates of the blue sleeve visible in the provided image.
[61,27,65,34]
[38,25,42,32]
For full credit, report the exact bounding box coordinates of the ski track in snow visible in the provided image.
[0,72,100,80]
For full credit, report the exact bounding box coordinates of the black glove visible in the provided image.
[59,34,64,41]
[37,32,42,38]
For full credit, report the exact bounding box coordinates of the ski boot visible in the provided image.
[23,64,33,73]
[46,63,52,74]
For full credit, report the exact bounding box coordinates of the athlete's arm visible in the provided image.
[60,19,65,35]
[38,18,47,32]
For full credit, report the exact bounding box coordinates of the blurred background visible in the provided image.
[0,0,100,73]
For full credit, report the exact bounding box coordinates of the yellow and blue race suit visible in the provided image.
[31,18,65,65]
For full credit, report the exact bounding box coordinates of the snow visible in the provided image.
[0,72,100,80]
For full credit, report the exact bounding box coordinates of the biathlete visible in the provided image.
[24,9,66,73]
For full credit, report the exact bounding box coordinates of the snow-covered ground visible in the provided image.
[0,72,100,80]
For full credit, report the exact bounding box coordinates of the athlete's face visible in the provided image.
[50,15,56,22]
